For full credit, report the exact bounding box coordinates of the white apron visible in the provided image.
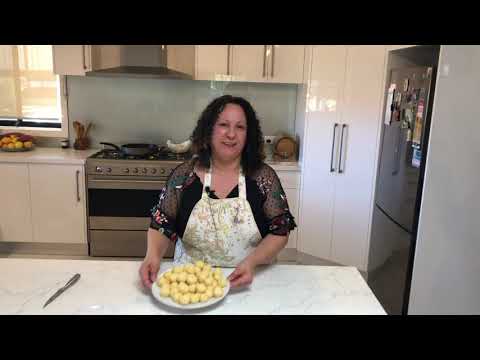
[174,167,262,267]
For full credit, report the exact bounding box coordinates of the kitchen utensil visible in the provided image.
[73,120,91,150]
[84,122,92,137]
[166,139,192,154]
[151,268,231,310]
[273,135,297,160]
[43,273,81,308]
[100,142,159,157]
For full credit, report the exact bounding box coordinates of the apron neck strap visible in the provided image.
[205,165,246,199]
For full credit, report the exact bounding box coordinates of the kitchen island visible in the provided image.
[0,258,385,315]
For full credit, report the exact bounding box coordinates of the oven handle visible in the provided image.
[88,179,166,190]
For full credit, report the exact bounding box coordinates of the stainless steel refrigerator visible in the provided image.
[368,65,437,315]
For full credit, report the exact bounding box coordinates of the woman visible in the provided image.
[139,95,296,289]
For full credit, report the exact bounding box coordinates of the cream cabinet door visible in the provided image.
[52,45,92,75]
[268,45,305,84]
[330,45,386,272]
[298,45,347,259]
[29,164,87,244]
[0,163,32,242]
[231,45,268,83]
[195,45,232,81]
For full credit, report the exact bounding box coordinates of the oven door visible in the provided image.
[87,177,175,258]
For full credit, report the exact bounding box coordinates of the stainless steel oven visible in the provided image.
[86,152,183,257]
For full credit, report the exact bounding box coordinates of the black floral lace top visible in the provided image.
[150,159,297,242]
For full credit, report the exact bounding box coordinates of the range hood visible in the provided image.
[85,45,195,80]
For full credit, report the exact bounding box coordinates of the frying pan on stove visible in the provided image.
[100,142,159,156]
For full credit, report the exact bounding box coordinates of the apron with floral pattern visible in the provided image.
[174,167,262,267]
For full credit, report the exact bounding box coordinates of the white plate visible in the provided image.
[151,269,230,310]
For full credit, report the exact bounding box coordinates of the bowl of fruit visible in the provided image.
[0,132,35,152]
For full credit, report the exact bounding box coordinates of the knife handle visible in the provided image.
[63,273,81,290]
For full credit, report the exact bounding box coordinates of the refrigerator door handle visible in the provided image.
[338,124,347,174]
[330,123,339,172]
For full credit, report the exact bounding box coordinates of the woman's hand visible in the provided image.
[140,228,171,289]
[139,254,161,289]
[228,259,256,288]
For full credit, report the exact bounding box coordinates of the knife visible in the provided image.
[43,273,81,309]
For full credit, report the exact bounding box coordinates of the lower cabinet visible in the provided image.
[0,162,87,246]
[0,163,33,243]
[29,164,87,244]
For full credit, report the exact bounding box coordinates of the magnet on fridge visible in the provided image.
[417,99,424,117]
[384,84,396,125]
[412,148,421,168]
[406,129,412,142]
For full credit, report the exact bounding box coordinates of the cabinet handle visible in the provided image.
[76,170,80,202]
[227,45,231,75]
[330,123,339,172]
[82,46,87,70]
[271,45,275,77]
[263,45,267,77]
[338,124,347,174]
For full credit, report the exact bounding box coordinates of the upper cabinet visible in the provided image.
[195,45,232,81]
[53,45,305,84]
[231,45,305,84]
[230,45,268,83]
[53,45,92,75]
[267,45,306,84]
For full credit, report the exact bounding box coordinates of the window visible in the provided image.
[0,45,67,136]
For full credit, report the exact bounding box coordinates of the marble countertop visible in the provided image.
[0,258,385,315]
[0,148,97,165]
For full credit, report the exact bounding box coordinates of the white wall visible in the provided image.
[408,45,480,314]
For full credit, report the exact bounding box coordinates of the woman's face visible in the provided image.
[210,103,247,163]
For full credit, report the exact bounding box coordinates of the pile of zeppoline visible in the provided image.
[156,261,228,305]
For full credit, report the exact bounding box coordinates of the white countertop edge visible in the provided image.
[0,147,301,170]
[0,148,97,165]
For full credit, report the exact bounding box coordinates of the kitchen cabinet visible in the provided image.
[0,164,33,243]
[267,45,306,84]
[298,45,387,271]
[53,45,92,75]
[231,45,267,83]
[53,45,305,84]
[277,170,301,249]
[29,164,87,244]
[231,45,305,84]
[195,45,232,81]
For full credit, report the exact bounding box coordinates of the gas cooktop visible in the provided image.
[89,148,192,161]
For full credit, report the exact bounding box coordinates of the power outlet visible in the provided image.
[264,136,276,144]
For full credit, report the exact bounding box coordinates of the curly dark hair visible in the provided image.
[191,95,265,176]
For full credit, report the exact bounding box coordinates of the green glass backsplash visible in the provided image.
[66,76,298,148]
